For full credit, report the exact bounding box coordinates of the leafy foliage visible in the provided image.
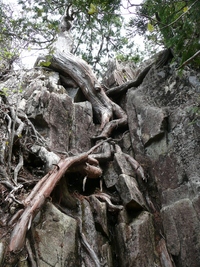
[0,1,22,74]
[0,0,136,73]
[129,0,200,67]
[1,0,200,73]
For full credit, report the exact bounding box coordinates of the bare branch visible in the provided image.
[14,154,23,183]
[160,0,198,30]
[178,50,200,69]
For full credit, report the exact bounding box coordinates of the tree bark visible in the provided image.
[41,13,128,139]
[9,152,102,253]
[49,49,127,138]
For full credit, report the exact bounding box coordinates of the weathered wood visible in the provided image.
[49,49,128,138]
[9,153,96,253]
[50,50,113,129]
[40,12,127,139]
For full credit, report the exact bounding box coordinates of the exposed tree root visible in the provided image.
[8,136,145,253]
[81,232,101,267]
[114,144,146,181]
[13,153,23,183]
[93,193,123,212]
[8,149,103,253]
[26,238,37,267]
[49,51,127,139]
[5,10,151,263]
[92,102,127,140]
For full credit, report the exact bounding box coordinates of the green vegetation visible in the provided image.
[129,0,200,67]
[0,0,200,73]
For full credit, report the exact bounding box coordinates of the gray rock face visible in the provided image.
[126,64,200,267]
[1,60,200,267]
[23,69,95,153]
[116,174,147,210]
[161,198,200,265]
[33,203,78,267]
[115,211,157,267]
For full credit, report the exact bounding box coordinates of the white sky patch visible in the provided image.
[121,0,145,52]
[19,50,41,69]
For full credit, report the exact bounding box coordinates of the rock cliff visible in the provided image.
[0,58,200,266]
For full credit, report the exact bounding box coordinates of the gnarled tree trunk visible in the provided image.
[46,15,127,139]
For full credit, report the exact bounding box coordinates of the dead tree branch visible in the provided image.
[106,48,173,97]
[178,50,200,69]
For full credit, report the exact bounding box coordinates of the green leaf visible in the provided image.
[39,61,51,67]
[183,6,189,13]
[147,22,154,32]
[88,3,98,15]
[0,87,9,96]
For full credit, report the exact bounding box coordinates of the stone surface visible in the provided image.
[80,198,113,267]
[157,239,175,267]
[89,195,109,237]
[71,101,95,152]
[33,203,78,267]
[114,152,133,176]
[0,242,5,266]
[116,174,147,210]
[103,161,119,188]
[126,63,200,267]
[23,69,95,153]
[115,211,159,267]
[1,58,200,267]
[161,199,200,266]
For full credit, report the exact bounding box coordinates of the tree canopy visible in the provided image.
[0,0,200,74]
[128,0,200,67]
